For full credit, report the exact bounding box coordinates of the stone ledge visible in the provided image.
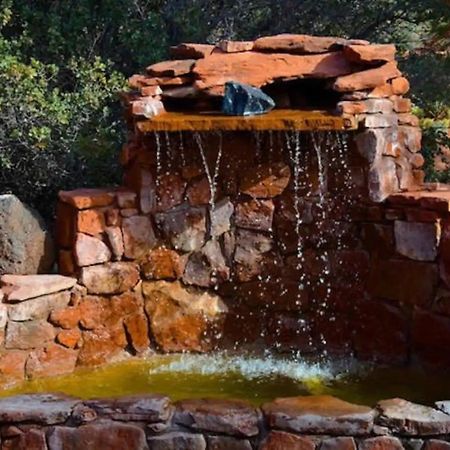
[0,395,448,449]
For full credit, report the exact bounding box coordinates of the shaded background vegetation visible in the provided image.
[0,0,449,218]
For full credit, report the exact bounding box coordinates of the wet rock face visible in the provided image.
[222,81,275,116]
[0,194,55,275]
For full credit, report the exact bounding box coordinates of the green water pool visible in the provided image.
[1,353,449,406]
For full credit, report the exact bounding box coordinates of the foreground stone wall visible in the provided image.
[0,394,449,450]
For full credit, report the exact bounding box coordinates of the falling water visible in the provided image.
[164,131,173,170]
[178,130,186,167]
[154,131,162,187]
[193,131,223,212]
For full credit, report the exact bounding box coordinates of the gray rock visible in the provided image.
[436,401,450,415]
[222,81,275,116]
[175,398,259,437]
[207,435,253,450]
[0,194,55,275]
[394,221,440,262]
[377,398,450,435]
[8,290,70,321]
[84,395,173,422]
[0,394,79,424]
[5,319,55,349]
[147,432,206,450]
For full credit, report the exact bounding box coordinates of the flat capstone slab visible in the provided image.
[174,398,260,437]
[0,394,80,424]
[262,395,376,435]
[84,394,173,423]
[377,398,450,435]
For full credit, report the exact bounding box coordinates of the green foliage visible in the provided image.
[0,0,449,219]
[0,6,126,217]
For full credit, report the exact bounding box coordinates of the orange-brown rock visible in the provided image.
[140,85,162,97]
[156,173,187,211]
[193,52,353,93]
[59,189,115,210]
[235,199,275,231]
[261,431,315,450]
[0,351,28,382]
[343,44,396,64]
[147,59,196,77]
[124,312,150,354]
[58,250,75,276]
[56,329,82,349]
[143,280,227,352]
[77,326,127,367]
[76,209,105,236]
[391,96,412,113]
[170,43,215,59]
[333,61,401,92]
[262,395,375,435]
[56,202,76,247]
[253,34,368,54]
[186,177,212,205]
[141,247,185,280]
[25,344,78,379]
[240,163,291,198]
[218,40,254,53]
[391,77,410,94]
[368,83,394,98]
[50,306,82,330]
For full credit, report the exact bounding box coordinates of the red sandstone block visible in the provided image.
[343,44,396,64]
[412,309,450,369]
[353,299,408,365]
[391,96,412,113]
[170,43,215,59]
[0,351,27,382]
[76,209,106,236]
[261,431,315,450]
[360,437,404,450]
[58,250,75,276]
[218,40,254,53]
[56,329,81,349]
[424,440,450,450]
[59,188,115,210]
[321,437,356,450]
[124,312,150,354]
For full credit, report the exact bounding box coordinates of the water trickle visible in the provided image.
[154,131,162,187]
[164,131,173,170]
[193,131,223,212]
[178,130,186,167]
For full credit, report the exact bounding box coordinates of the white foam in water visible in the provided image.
[148,352,358,383]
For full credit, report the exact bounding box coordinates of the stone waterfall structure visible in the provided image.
[0,34,449,385]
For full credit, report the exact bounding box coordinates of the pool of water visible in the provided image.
[1,353,449,406]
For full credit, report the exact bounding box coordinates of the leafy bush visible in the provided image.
[0,3,126,218]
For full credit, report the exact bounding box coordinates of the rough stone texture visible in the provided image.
[147,432,206,450]
[59,189,114,209]
[253,34,364,54]
[3,428,47,450]
[360,437,404,450]
[5,320,55,350]
[143,280,227,352]
[155,204,207,252]
[8,290,70,321]
[194,51,353,93]
[170,43,215,59]
[240,163,291,198]
[0,194,55,275]
[368,157,399,202]
[75,233,111,267]
[343,44,396,64]
[141,248,185,280]
[423,441,450,450]
[85,395,172,422]
[210,199,234,237]
[77,326,127,367]
[105,226,125,260]
[0,351,28,382]
[47,421,148,450]
[147,59,195,77]
[321,437,357,450]
[394,221,440,261]
[122,216,157,259]
[377,398,450,436]
[333,62,401,92]
[218,40,254,53]
[261,431,316,450]
[0,394,78,424]
[75,208,105,235]
[1,274,76,302]
[175,398,259,437]
[124,312,150,353]
[80,262,140,294]
[263,395,375,435]
[25,343,78,379]
[207,435,253,450]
